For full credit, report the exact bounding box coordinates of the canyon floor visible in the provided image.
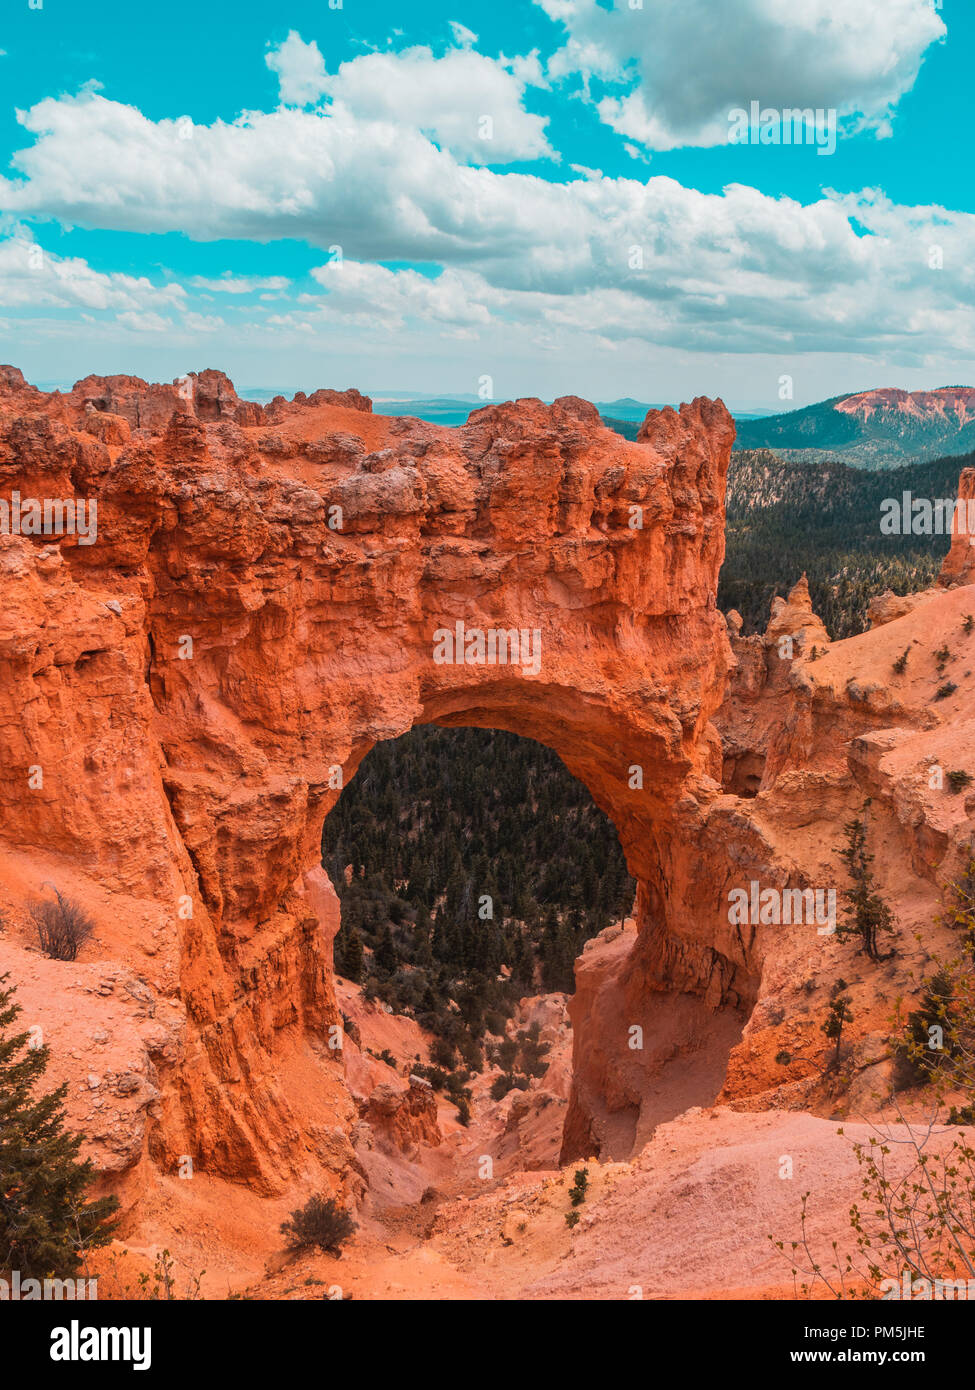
[83,965,885,1302]
[82,929,964,1302]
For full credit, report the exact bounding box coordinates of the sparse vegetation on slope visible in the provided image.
[281,1195,357,1257]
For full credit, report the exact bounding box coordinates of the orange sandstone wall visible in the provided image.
[0,367,736,1191]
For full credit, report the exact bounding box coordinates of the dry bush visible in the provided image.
[30,889,95,961]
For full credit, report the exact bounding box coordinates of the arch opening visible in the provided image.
[318,718,751,1173]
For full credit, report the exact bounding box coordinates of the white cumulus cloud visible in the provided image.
[539,0,946,150]
[190,273,290,293]
[2,30,973,373]
[262,30,550,162]
[0,231,188,314]
[322,45,552,162]
[265,31,328,107]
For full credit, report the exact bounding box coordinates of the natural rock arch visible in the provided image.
[0,367,749,1190]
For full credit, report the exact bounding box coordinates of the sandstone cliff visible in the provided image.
[2,365,973,1254]
[0,366,733,1207]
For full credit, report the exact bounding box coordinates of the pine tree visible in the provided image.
[0,974,119,1277]
[429,906,447,959]
[821,979,853,1070]
[517,1022,551,1079]
[372,924,397,977]
[511,929,535,991]
[496,1037,518,1081]
[411,907,434,968]
[837,809,897,961]
[337,924,364,983]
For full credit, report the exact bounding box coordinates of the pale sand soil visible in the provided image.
[91,1102,964,1302]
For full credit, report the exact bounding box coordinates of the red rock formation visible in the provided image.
[656,540,975,1123]
[835,385,975,427]
[8,361,973,1219]
[0,366,736,1196]
[937,466,975,588]
[4,361,975,1256]
[359,1077,442,1157]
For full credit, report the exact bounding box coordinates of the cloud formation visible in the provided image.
[265,30,328,107]
[0,18,969,385]
[538,0,945,149]
[2,83,974,362]
[262,30,551,161]
[0,231,187,315]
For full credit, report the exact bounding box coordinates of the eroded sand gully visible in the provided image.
[2,365,974,1297]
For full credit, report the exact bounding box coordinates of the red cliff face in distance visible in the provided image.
[834,385,975,428]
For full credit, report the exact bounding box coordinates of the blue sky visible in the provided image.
[0,0,971,408]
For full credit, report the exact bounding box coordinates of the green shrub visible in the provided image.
[430,1037,456,1070]
[568,1167,589,1207]
[490,1074,512,1101]
[836,810,896,961]
[894,969,957,1090]
[280,1195,356,1256]
[821,980,853,1071]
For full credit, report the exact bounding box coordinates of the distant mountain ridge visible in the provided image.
[734,386,975,468]
[239,388,772,428]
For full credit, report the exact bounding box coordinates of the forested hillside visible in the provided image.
[720,448,963,637]
[732,387,975,468]
[322,726,634,1085]
[603,417,964,638]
